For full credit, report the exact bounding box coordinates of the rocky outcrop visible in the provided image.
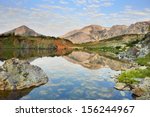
[97,25,128,40]
[118,32,150,61]
[115,77,150,100]
[62,21,150,43]
[0,58,48,90]
[127,21,150,34]
[1,25,41,36]
[132,78,150,100]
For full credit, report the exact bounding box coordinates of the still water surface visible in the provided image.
[0,50,133,100]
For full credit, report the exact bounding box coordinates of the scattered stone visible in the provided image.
[114,83,126,90]
[132,87,144,97]
[132,78,150,99]
[138,78,150,96]
[123,86,131,91]
[130,84,138,89]
[120,91,126,97]
[0,58,48,90]
[135,81,150,100]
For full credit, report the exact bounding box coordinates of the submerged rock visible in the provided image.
[114,83,126,90]
[0,58,48,90]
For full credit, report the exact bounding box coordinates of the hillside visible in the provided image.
[0,25,41,37]
[0,35,73,51]
[62,21,150,44]
[61,25,109,44]
[0,25,73,51]
[79,34,145,48]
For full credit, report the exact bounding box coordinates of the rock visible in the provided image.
[138,77,150,92]
[136,95,150,100]
[123,86,131,91]
[0,58,48,90]
[114,83,126,90]
[118,32,150,61]
[130,84,138,89]
[132,87,144,97]
[120,91,126,97]
[132,78,150,99]
[138,46,149,58]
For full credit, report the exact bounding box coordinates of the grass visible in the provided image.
[76,34,145,55]
[136,53,150,67]
[83,46,124,54]
[118,68,150,84]
[118,53,150,84]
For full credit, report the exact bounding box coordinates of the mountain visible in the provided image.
[61,21,150,44]
[61,25,109,43]
[1,25,41,36]
[126,21,150,34]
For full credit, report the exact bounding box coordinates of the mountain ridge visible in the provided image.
[61,20,150,44]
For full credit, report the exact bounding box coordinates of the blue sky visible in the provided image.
[0,0,150,36]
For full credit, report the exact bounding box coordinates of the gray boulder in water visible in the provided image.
[0,58,48,90]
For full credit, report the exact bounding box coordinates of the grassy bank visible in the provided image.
[76,34,144,54]
[118,68,150,84]
[118,54,150,84]
[136,53,150,67]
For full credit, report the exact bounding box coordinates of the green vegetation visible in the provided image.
[118,53,150,84]
[136,53,150,67]
[125,39,140,47]
[76,34,144,54]
[85,46,123,54]
[0,35,73,49]
[118,68,150,84]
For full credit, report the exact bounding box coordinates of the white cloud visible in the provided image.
[102,7,150,26]
[59,0,69,4]
[0,0,149,36]
[74,0,87,5]
[38,4,73,11]
[101,2,113,7]
[124,8,150,16]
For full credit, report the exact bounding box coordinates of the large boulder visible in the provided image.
[133,77,150,100]
[0,58,48,90]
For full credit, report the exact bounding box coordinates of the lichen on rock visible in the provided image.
[0,58,48,90]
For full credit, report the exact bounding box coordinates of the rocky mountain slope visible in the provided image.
[61,25,109,43]
[118,32,150,61]
[62,21,150,44]
[1,25,41,36]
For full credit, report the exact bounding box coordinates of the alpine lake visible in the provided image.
[0,49,134,100]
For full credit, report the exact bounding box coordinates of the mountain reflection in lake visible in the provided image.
[0,50,133,100]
